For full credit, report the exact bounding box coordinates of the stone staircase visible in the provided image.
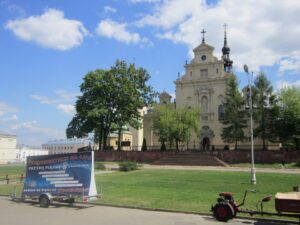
[152,152,226,167]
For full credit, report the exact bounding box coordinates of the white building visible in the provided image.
[0,133,17,164]
[42,138,94,154]
[16,147,48,162]
[129,107,147,150]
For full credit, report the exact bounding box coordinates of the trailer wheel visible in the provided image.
[213,203,233,222]
[39,195,50,208]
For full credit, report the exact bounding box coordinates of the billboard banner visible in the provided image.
[22,151,97,199]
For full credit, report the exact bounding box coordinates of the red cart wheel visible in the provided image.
[213,203,233,222]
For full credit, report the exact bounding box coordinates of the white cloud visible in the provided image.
[55,90,79,101]
[31,95,55,104]
[96,19,152,46]
[129,0,161,3]
[9,120,65,146]
[135,0,300,72]
[56,104,75,116]
[104,6,117,13]
[10,120,38,130]
[275,80,300,90]
[279,51,300,74]
[31,90,78,115]
[0,102,18,116]
[136,0,202,29]
[0,114,18,122]
[5,8,89,50]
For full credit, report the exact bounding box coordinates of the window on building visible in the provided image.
[218,105,225,120]
[216,68,219,74]
[200,69,208,78]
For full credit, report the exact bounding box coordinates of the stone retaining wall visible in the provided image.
[94,150,300,164]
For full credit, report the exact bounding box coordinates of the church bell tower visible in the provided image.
[222,24,233,72]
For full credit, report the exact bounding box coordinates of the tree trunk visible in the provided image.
[97,129,103,150]
[235,139,237,150]
[102,130,109,150]
[117,128,121,151]
[262,110,266,151]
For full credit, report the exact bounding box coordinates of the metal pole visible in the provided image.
[248,72,256,185]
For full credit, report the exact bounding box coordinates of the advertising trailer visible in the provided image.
[12,151,101,207]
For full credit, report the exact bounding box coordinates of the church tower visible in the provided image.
[222,24,233,72]
[174,29,231,150]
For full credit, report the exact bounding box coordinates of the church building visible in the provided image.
[143,28,236,150]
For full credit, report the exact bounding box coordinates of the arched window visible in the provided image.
[201,96,208,112]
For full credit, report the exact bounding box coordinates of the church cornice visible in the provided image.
[186,60,223,68]
[175,76,228,86]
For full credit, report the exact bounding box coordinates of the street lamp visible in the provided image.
[243,64,257,185]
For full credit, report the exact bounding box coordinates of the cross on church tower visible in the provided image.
[223,23,227,32]
[223,23,227,45]
[201,29,206,43]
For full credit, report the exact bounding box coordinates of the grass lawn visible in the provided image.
[0,164,26,177]
[0,164,299,220]
[230,163,300,169]
[95,169,299,214]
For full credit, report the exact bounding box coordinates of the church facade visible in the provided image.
[143,29,236,150]
[142,29,279,151]
[175,39,231,150]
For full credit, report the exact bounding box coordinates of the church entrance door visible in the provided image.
[202,137,210,151]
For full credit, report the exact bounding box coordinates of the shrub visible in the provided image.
[95,162,106,170]
[119,161,138,172]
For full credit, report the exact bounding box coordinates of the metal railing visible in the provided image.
[0,174,25,185]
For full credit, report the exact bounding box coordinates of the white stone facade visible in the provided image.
[175,42,230,150]
[0,133,17,164]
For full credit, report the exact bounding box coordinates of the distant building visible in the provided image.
[129,107,147,150]
[16,146,48,162]
[42,138,94,154]
[108,129,133,151]
[0,133,17,164]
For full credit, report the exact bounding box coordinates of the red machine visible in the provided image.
[211,189,300,223]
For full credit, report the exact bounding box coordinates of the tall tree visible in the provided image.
[152,104,200,151]
[221,74,247,150]
[172,107,200,150]
[252,72,277,150]
[275,87,300,150]
[152,104,175,149]
[66,60,157,150]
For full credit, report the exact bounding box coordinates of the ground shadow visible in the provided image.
[8,198,94,210]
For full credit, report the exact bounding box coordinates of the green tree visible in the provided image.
[172,107,200,151]
[221,74,247,150]
[152,104,200,151]
[66,60,157,150]
[152,104,175,149]
[275,87,300,150]
[252,72,277,150]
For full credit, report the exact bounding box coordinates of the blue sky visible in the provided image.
[0,0,300,146]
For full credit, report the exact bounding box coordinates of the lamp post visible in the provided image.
[243,64,256,185]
